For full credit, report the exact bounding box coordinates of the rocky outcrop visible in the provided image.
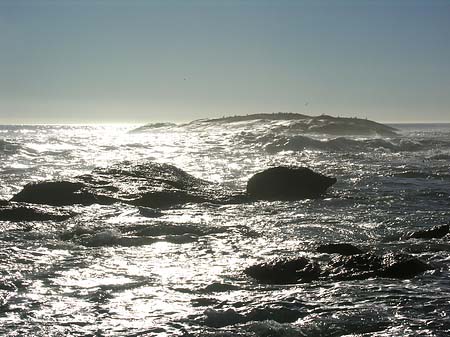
[244,257,321,284]
[245,252,430,284]
[324,253,431,281]
[12,161,337,208]
[11,161,243,208]
[378,253,431,279]
[11,181,110,206]
[247,166,336,200]
[0,205,74,222]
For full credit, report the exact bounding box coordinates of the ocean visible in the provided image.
[0,121,449,336]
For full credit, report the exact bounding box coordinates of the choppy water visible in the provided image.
[1,121,449,336]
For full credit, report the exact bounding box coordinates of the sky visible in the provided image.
[0,0,449,124]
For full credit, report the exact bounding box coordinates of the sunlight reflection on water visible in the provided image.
[0,122,450,336]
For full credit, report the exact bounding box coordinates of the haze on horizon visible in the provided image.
[1,0,449,124]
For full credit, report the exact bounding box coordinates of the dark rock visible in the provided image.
[246,166,336,200]
[379,253,431,279]
[317,243,363,256]
[324,253,431,281]
[246,306,305,323]
[131,191,207,208]
[204,308,244,328]
[324,253,382,280]
[0,200,8,206]
[11,181,109,206]
[246,252,430,284]
[11,161,242,208]
[244,257,321,284]
[407,224,449,240]
[0,205,73,222]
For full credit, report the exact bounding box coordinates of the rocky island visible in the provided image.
[131,113,398,137]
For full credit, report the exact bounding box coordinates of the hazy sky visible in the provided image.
[1,0,449,124]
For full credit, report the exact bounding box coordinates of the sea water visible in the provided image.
[0,121,449,336]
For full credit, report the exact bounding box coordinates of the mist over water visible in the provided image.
[1,121,450,336]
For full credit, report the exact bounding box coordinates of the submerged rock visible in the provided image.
[245,252,430,284]
[316,243,363,256]
[0,205,73,222]
[247,166,336,200]
[11,161,241,208]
